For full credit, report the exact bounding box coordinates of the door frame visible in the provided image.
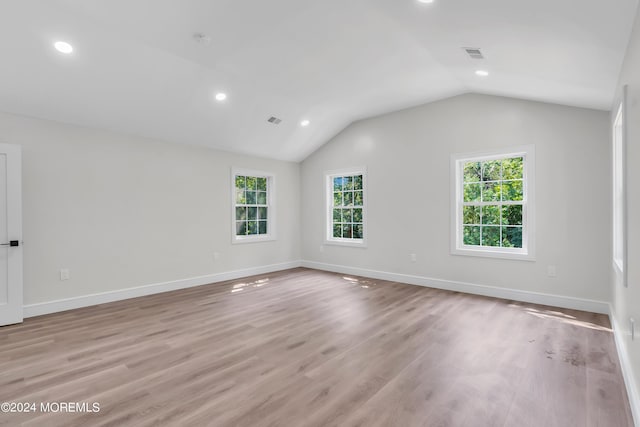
[0,143,23,326]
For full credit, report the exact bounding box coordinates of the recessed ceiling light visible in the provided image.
[215,92,227,102]
[54,41,73,54]
[475,70,489,77]
[300,119,310,127]
[417,0,434,3]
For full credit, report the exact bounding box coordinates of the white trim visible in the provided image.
[450,145,536,261]
[23,261,302,318]
[0,143,23,326]
[610,305,640,426]
[231,168,276,244]
[324,167,368,247]
[301,260,608,314]
[612,85,628,288]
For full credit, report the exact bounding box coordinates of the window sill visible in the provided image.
[324,239,367,248]
[451,247,535,261]
[232,235,276,244]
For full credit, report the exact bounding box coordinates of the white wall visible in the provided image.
[301,93,610,303]
[0,111,301,305]
[612,3,640,418]
[0,93,612,314]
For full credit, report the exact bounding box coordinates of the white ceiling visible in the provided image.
[0,0,637,161]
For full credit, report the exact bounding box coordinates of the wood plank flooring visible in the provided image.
[0,268,633,426]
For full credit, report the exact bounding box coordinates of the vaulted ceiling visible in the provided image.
[0,0,637,161]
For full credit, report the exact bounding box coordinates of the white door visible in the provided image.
[0,144,22,326]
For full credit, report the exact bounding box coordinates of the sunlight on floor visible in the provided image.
[230,278,270,294]
[342,276,377,289]
[508,303,612,332]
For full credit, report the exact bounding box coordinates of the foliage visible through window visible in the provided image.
[331,174,364,240]
[462,157,524,248]
[235,175,268,236]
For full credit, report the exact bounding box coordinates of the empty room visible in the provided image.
[1,0,639,426]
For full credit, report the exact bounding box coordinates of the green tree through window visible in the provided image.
[235,175,269,236]
[462,157,524,248]
[330,174,364,240]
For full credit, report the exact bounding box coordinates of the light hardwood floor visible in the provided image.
[0,268,633,426]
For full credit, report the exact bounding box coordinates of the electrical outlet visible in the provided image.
[319,245,324,253]
[60,269,70,281]
[213,252,220,261]
[410,253,417,263]
[547,265,557,278]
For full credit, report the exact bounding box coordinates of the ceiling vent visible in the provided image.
[267,116,282,125]
[193,32,212,45]
[463,47,484,59]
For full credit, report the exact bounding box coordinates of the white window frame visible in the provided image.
[325,167,367,248]
[231,168,276,244]
[612,85,628,287]
[450,145,535,261]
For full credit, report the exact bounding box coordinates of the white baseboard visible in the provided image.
[301,260,609,314]
[21,259,634,423]
[610,305,640,427]
[23,260,302,318]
